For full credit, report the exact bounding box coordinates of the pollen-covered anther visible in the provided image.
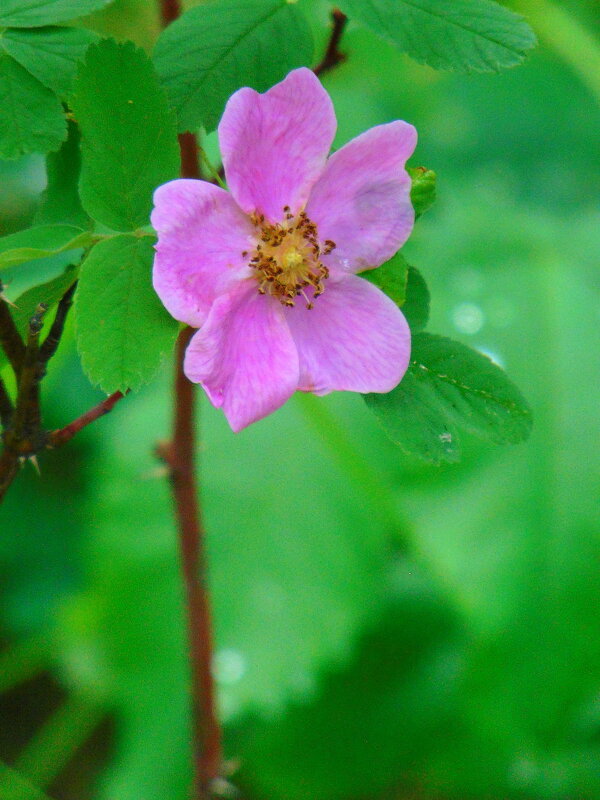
[244,207,335,309]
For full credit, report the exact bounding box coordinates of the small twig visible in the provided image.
[0,294,25,375]
[48,391,125,449]
[10,305,46,441]
[314,9,348,76]
[39,282,77,366]
[179,132,201,181]
[0,379,13,430]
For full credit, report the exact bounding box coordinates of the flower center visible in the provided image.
[243,207,335,309]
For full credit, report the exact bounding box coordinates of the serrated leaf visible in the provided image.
[411,333,533,442]
[0,0,114,28]
[409,167,436,219]
[71,39,179,232]
[365,333,532,462]
[75,234,178,393]
[0,266,78,373]
[1,26,100,97]
[0,225,93,270]
[336,0,536,72]
[35,121,90,228]
[402,265,430,332]
[153,0,314,132]
[365,368,461,464]
[0,53,66,159]
[362,251,408,307]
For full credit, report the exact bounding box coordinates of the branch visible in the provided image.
[39,282,77,367]
[0,295,25,375]
[48,391,125,448]
[314,9,348,76]
[0,379,12,430]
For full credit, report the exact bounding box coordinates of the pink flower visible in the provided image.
[152,68,417,432]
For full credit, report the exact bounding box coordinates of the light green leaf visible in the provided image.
[153,0,314,132]
[75,234,179,393]
[365,367,461,464]
[0,53,66,159]
[0,0,114,28]
[0,763,55,800]
[402,265,430,332]
[0,225,93,270]
[365,333,532,462]
[35,121,90,228]
[1,26,100,97]
[71,39,179,232]
[409,166,436,219]
[362,251,408,307]
[336,0,536,72]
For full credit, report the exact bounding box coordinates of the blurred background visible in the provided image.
[1,0,599,798]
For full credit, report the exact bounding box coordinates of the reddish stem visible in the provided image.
[48,391,125,448]
[160,0,181,26]
[314,9,348,76]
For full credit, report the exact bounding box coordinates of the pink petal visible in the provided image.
[152,179,254,327]
[219,68,336,223]
[285,274,411,395]
[184,283,299,432]
[306,121,417,273]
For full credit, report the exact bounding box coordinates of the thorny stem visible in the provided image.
[314,9,348,76]
[48,391,125,448]
[39,282,77,367]
[0,379,12,430]
[0,296,25,374]
[158,2,222,797]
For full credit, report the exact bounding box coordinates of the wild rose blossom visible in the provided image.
[152,68,417,431]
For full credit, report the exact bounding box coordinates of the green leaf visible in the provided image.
[0,0,114,28]
[71,39,179,232]
[0,225,93,270]
[409,166,436,219]
[1,26,100,97]
[362,251,408,306]
[402,265,430,332]
[365,367,461,464]
[0,266,78,373]
[0,53,66,159]
[35,121,90,228]
[0,763,55,800]
[153,0,314,132]
[336,0,537,72]
[75,234,179,393]
[365,333,532,462]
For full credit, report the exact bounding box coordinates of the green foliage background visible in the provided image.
[0,0,599,798]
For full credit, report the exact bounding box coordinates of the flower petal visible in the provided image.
[286,274,411,395]
[152,179,254,327]
[306,121,417,273]
[184,283,299,432]
[219,68,336,223]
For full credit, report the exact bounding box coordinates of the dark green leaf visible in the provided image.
[75,234,179,393]
[365,333,532,462]
[1,26,99,97]
[402,265,430,332]
[0,0,114,28]
[409,166,436,219]
[35,121,90,228]
[336,0,536,72]
[153,0,314,132]
[0,53,66,159]
[365,368,461,464]
[362,251,408,307]
[0,224,93,270]
[410,333,533,442]
[0,266,79,372]
[71,39,179,232]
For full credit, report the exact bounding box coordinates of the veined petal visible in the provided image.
[152,179,254,327]
[219,68,336,223]
[184,283,299,432]
[286,274,411,395]
[306,121,417,273]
